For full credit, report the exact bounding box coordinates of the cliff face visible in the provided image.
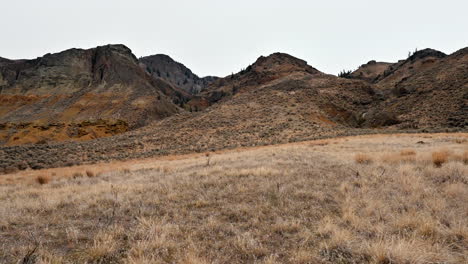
[0,44,183,145]
[139,54,218,94]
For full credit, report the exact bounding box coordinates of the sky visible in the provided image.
[1,0,467,77]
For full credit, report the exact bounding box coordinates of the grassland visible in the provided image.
[1,133,467,263]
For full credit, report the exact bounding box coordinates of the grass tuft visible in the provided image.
[432,151,449,167]
[36,175,51,185]
[400,149,416,156]
[354,153,372,164]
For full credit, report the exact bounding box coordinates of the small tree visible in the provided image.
[338,70,353,79]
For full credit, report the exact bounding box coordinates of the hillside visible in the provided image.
[363,48,467,129]
[140,54,218,94]
[186,53,321,111]
[374,48,447,90]
[0,45,185,145]
[350,60,394,82]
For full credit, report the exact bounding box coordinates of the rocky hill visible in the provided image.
[186,53,321,111]
[0,45,186,145]
[363,48,467,129]
[374,49,447,90]
[350,60,394,82]
[139,54,218,94]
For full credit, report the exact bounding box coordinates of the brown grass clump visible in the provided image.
[400,149,416,156]
[36,175,51,185]
[85,170,95,177]
[432,151,449,167]
[354,153,372,164]
[72,172,83,178]
[453,138,467,144]
[459,150,468,165]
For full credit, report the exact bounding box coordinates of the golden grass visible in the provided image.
[1,133,467,263]
[400,149,416,156]
[432,150,449,167]
[354,153,372,164]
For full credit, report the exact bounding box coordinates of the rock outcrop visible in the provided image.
[139,54,218,94]
[0,44,184,145]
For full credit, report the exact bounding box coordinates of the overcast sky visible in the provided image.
[1,0,467,77]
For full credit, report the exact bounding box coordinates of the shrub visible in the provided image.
[354,153,372,164]
[36,175,51,185]
[432,151,448,167]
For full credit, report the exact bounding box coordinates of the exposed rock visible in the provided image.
[0,44,185,144]
[139,54,218,94]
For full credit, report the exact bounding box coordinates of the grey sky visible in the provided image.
[1,0,467,77]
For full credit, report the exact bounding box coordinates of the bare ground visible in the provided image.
[1,133,467,263]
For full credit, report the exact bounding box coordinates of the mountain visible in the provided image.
[139,54,218,94]
[363,48,467,129]
[0,44,185,145]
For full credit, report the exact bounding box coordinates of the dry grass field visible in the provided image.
[1,133,467,263]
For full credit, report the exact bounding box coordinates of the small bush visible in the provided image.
[354,153,372,164]
[86,170,95,177]
[432,151,448,167]
[36,175,51,185]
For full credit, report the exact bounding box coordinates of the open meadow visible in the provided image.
[1,133,467,263]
